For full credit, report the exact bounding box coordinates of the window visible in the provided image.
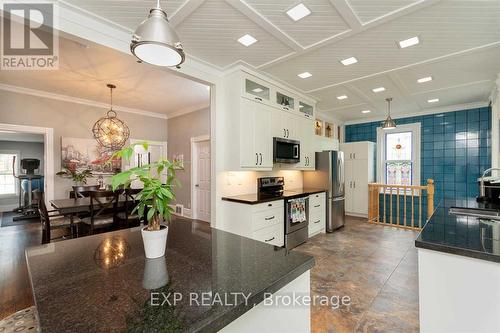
[0,152,18,196]
[377,123,420,187]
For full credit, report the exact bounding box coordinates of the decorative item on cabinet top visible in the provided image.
[315,120,323,136]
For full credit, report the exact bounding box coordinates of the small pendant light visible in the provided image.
[92,84,130,150]
[130,0,185,68]
[382,97,396,130]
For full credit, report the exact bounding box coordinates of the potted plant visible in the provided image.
[56,165,93,185]
[110,142,179,259]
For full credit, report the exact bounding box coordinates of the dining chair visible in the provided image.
[115,188,142,228]
[71,185,100,199]
[35,190,75,244]
[81,190,122,234]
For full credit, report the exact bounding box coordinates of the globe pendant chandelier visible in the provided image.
[92,84,130,150]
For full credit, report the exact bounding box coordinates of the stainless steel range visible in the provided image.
[257,177,309,249]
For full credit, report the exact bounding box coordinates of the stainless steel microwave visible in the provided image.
[273,137,300,164]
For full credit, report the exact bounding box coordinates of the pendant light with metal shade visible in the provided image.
[382,97,396,130]
[130,0,185,68]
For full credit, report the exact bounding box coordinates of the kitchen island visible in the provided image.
[26,219,314,332]
[415,198,500,333]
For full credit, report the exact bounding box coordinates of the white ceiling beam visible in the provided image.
[307,41,500,94]
[259,0,441,69]
[170,0,206,27]
[328,0,362,30]
[224,0,303,52]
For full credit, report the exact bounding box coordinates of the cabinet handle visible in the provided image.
[256,153,259,165]
[353,153,356,159]
[267,203,273,207]
[254,97,263,102]
[283,106,289,111]
[350,181,352,188]
[265,216,275,221]
[353,181,356,188]
[259,153,263,165]
[283,129,286,137]
[314,220,321,224]
[314,205,320,208]
[286,129,289,138]
[264,237,275,242]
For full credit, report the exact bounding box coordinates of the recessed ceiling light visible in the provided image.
[428,98,440,103]
[337,95,348,100]
[361,110,371,114]
[398,36,420,49]
[286,3,311,21]
[340,57,358,66]
[252,88,263,93]
[372,87,386,93]
[298,72,312,79]
[238,34,257,46]
[417,76,433,83]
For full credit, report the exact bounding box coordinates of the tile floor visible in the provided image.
[295,216,419,333]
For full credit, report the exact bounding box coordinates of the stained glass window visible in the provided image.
[384,131,413,186]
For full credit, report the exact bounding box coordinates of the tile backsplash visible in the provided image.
[345,107,491,200]
[220,170,303,196]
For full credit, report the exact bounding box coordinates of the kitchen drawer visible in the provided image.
[251,199,284,213]
[253,224,284,247]
[308,216,325,236]
[252,208,283,231]
[309,192,325,208]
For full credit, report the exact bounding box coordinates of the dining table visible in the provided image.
[50,194,138,237]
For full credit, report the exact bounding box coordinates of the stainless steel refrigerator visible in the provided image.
[304,151,345,232]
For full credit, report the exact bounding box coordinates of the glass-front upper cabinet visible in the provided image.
[276,92,294,111]
[299,101,314,118]
[245,79,270,102]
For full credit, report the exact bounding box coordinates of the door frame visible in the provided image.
[128,139,168,167]
[0,123,54,208]
[191,135,210,223]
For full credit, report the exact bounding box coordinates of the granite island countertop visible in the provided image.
[222,188,326,205]
[26,219,314,332]
[415,198,500,263]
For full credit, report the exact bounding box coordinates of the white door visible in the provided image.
[353,160,369,215]
[344,159,354,212]
[194,140,211,222]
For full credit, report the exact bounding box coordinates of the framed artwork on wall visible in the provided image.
[61,137,121,175]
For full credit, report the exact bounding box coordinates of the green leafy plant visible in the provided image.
[56,166,93,185]
[109,142,180,231]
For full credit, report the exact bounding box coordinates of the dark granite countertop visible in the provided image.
[26,219,314,332]
[415,198,500,263]
[222,188,326,205]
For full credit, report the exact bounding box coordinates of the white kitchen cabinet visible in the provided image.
[223,70,317,171]
[272,110,299,140]
[295,118,315,170]
[220,200,284,247]
[341,142,375,217]
[240,97,273,169]
[308,192,326,237]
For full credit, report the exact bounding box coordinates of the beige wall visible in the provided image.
[0,90,168,199]
[167,108,210,209]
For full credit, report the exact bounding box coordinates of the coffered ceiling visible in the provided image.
[60,0,500,121]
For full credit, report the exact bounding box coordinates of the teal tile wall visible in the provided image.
[345,107,492,202]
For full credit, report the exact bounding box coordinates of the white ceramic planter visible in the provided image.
[141,225,168,259]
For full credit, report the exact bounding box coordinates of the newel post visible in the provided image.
[426,179,435,220]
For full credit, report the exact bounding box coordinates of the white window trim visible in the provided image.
[0,150,20,198]
[376,123,421,194]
